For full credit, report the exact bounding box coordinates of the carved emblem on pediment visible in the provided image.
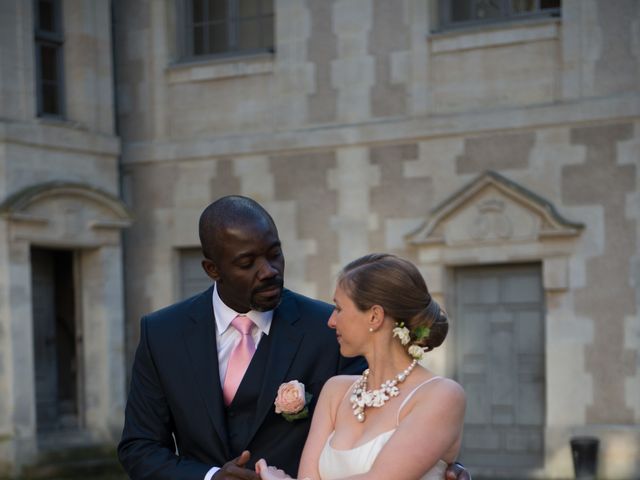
[470,198,513,241]
[407,171,583,247]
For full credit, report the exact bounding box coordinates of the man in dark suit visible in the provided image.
[118,196,470,480]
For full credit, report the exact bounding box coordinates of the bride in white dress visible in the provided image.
[256,253,466,480]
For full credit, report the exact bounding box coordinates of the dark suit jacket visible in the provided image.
[118,287,364,479]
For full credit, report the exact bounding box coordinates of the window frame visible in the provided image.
[438,0,561,31]
[178,0,275,62]
[34,0,65,118]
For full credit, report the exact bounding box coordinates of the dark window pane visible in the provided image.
[185,0,275,56]
[260,0,274,15]
[261,17,274,49]
[443,0,560,28]
[474,0,502,20]
[238,0,260,18]
[540,0,560,10]
[209,23,229,53]
[38,0,55,32]
[192,0,204,22]
[193,25,205,54]
[41,83,59,115]
[511,0,536,14]
[236,19,260,50]
[40,45,58,82]
[208,0,228,21]
[34,0,63,117]
[451,0,473,22]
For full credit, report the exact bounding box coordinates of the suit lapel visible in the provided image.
[183,287,230,458]
[245,291,304,446]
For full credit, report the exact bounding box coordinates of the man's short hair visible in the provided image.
[198,195,277,260]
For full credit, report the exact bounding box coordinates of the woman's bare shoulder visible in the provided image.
[413,376,466,410]
[434,376,465,394]
[398,374,464,412]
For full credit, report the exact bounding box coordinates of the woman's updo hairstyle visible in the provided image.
[338,253,448,352]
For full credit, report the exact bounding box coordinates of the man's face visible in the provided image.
[202,218,285,313]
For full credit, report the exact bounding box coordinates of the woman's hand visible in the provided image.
[255,459,294,480]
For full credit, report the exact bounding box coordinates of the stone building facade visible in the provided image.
[0,0,131,475]
[1,0,638,478]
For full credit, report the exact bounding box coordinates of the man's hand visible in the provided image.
[445,462,471,480]
[213,451,260,480]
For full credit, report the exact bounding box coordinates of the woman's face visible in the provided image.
[327,284,371,357]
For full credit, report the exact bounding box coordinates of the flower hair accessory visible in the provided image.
[392,322,411,345]
[274,380,313,422]
[393,322,431,359]
[408,345,425,360]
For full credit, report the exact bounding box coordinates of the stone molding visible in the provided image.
[166,53,275,84]
[120,94,640,164]
[429,18,559,54]
[0,121,120,157]
[407,170,583,246]
[0,182,133,245]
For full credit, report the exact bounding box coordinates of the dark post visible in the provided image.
[570,436,599,480]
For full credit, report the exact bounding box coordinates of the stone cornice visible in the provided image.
[120,93,640,165]
[0,119,120,157]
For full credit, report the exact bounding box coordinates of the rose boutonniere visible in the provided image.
[274,380,312,422]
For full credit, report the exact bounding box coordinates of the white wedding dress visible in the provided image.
[317,377,448,480]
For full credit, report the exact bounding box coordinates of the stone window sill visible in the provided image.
[36,115,82,130]
[166,53,275,84]
[429,18,560,54]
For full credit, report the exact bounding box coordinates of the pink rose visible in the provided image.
[274,380,306,414]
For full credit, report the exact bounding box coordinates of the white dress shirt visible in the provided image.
[205,283,274,480]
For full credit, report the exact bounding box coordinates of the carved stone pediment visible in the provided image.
[0,182,134,244]
[407,171,583,246]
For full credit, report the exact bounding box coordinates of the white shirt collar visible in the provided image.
[212,283,273,336]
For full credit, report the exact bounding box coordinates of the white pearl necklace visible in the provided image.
[350,359,418,422]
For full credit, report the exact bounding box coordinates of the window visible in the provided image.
[34,0,64,117]
[439,0,560,30]
[180,0,274,60]
[179,248,211,299]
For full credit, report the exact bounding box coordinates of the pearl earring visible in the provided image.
[369,327,374,333]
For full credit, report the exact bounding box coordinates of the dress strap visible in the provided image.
[396,376,443,426]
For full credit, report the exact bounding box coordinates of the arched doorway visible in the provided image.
[0,182,133,463]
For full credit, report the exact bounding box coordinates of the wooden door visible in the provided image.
[31,248,58,430]
[31,248,78,431]
[455,264,545,468]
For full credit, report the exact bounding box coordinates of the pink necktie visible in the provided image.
[222,315,256,406]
